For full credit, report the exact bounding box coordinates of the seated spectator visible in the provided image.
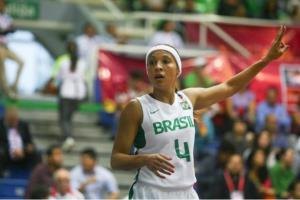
[288,179,300,199]
[194,140,235,198]
[264,114,289,148]
[224,119,251,155]
[244,0,266,18]
[213,154,259,199]
[226,87,256,129]
[256,87,291,133]
[49,168,84,200]
[25,145,63,198]
[288,0,300,22]
[291,110,300,137]
[263,0,279,19]
[165,0,181,13]
[270,148,296,199]
[71,148,119,199]
[0,105,41,177]
[149,20,184,48]
[243,131,274,168]
[247,149,275,199]
[29,185,50,199]
[217,0,247,17]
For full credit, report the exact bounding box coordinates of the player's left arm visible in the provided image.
[184,25,288,110]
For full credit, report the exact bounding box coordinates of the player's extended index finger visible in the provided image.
[274,25,286,44]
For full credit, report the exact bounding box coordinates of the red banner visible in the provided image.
[98,49,300,106]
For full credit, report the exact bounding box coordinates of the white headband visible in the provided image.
[145,44,182,77]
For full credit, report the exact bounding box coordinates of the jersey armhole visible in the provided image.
[177,91,194,111]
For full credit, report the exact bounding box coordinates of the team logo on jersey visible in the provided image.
[180,100,191,110]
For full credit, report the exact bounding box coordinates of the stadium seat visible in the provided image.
[0,178,28,199]
[4,167,31,180]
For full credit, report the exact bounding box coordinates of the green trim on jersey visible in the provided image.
[134,126,146,149]
[128,169,140,199]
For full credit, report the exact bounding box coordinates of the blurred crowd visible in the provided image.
[120,0,300,22]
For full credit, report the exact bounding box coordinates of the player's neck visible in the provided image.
[150,89,175,105]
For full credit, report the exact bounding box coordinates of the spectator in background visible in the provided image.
[76,23,102,64]
[213,154,259,199]
[193,108,215,156]
[71,148,119,199]
[224,119,251,155]
[57,41,87,151]
[217,0,247,17]
[244,131,273,167]
[105,23,127,44]
[165,0,181,13]
[264,114,289,148]
[25,145,63,198]
[256,87,291,133]
[244,0,266,18]
[247,149,275,199]
[270,148,296,199]
[182,57,214,88]
[291,110,300,137]
[263,0,279,19]
[288,179,300,199]
[0,105,41,177]
[288,0,300,22]
[226,86,256,129]
[0,0,23,99]
[149,20,184,48]
[76,23,109,97]
[194,139,234,198]
[113,71,149,140]
[146,0,166,12]
[49,168,84,200]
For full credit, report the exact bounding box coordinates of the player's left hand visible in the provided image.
[263,25,289,62]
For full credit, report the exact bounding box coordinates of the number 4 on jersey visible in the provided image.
[174,139,191,162]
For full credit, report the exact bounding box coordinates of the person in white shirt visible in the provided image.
[57,41,87,151]
[76,23,115,97]
[71,148,119,199]
[149,20,184,49]
[49,168,84,200]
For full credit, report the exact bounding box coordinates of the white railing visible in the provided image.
[93,11,296,58]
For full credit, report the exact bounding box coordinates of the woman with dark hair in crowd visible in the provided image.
[244,131,272,163]
[247,148,275,199]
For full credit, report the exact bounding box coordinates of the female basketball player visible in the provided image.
[111,26,288,199]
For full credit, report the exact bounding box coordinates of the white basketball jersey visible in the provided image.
[134,91,196,189]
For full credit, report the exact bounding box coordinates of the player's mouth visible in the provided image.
[154,74,165,80]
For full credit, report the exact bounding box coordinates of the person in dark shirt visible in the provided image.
[0,105,40,177]
[213,154,260,199]
[25,144,63,198]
